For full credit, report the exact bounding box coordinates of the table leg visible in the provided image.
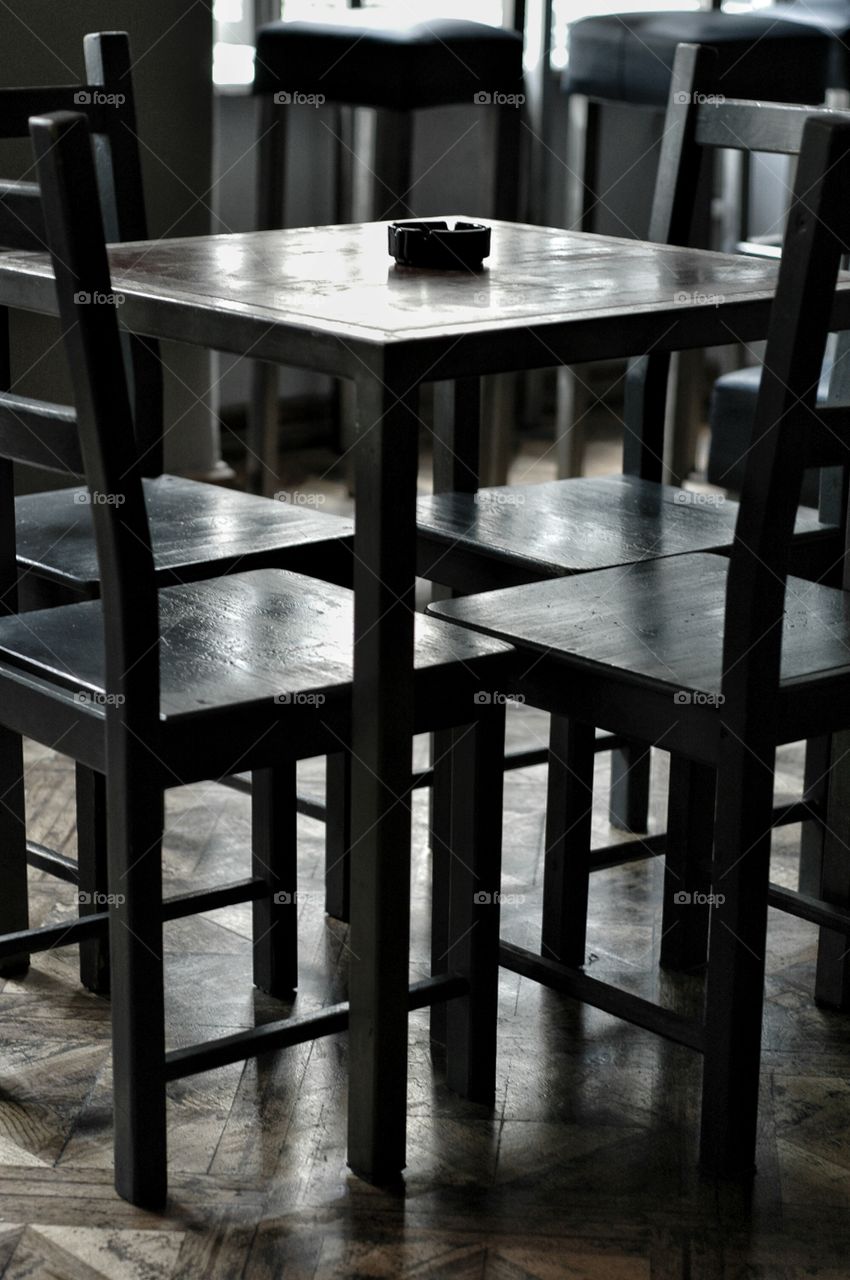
[430,380,481,1046]
[347,366,420,1183]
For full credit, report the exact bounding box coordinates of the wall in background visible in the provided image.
[0,2,219,479]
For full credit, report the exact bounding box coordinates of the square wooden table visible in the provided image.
[0,217,807,1183]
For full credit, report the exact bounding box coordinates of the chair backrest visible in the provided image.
[720,111,850,715]
[0,32,163,479]
[28,110,160,731]
[623,40,850,482]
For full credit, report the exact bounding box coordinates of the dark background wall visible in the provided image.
[0,1,219,477]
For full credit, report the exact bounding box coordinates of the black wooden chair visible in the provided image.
[419,42,841,958]
[0,106,515,1208]
[0,32,360,993]
[431,101,850,1176]
[0,33,354,612]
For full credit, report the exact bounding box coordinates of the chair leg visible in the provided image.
[608,739,651,834]
[252,763,298,997]
[444,706,506,1104]
[430,724,460,1047]
[0,726,28,977]
[248,362,281,498]
[108,766,167,1210]
[699,740,774,1177]
[815,730,850,1010]
[554,365,590,479]
[75,764,110,995]
[799,734,830,897]
[325,752,351,923]
[541,716,595,967]
[660,756,714,972]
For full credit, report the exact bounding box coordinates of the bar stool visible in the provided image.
[555,9,834,481]
[249,14,524,495]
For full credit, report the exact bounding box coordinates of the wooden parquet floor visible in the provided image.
[2,439,849,1278]
[1,724,849,1279]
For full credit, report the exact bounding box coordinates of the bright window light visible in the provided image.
[213,42,256,85]
[213,0,245,20]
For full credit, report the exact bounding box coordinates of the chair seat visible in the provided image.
[563,11,833,107]
[427,553,850,703]
[15,474,354,598]
[0,568,511,723]
[254,17,523,110]
[416,474,829,587]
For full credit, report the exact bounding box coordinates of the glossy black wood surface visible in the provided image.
[430,103,850,1179]
[0,110,514,1211]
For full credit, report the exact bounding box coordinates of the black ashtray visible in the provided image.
[388,220,491,270]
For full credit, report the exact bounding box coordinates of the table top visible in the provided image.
[0,217,830,381]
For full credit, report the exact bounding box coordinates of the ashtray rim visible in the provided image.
[387,218,491,269]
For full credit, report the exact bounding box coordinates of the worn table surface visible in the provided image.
[0,218,827,379]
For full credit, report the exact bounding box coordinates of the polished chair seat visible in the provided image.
[417,474,833,592]
[430,554,850,728]
[0,568,511,739]
[15,475,353,602]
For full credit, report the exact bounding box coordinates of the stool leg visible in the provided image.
[608,740,651,834]
[444,706,506,1104]
[0,726,28,978]
[660,756,714,973]
[252,763,298,997]
[248,95,288,496]
[76,764,110,995]
[541,716,595,967]
[109,766,166,1210]
[699,739,773,1177]
[494,101,521,221]
[325,752,351,923]
[815,730,850,1010]
[372,109,414,220]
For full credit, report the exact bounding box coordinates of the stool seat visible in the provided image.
[255,17,523,110]
[772,1,850,88]
[708,363,830,503]
[563,11,833,107]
